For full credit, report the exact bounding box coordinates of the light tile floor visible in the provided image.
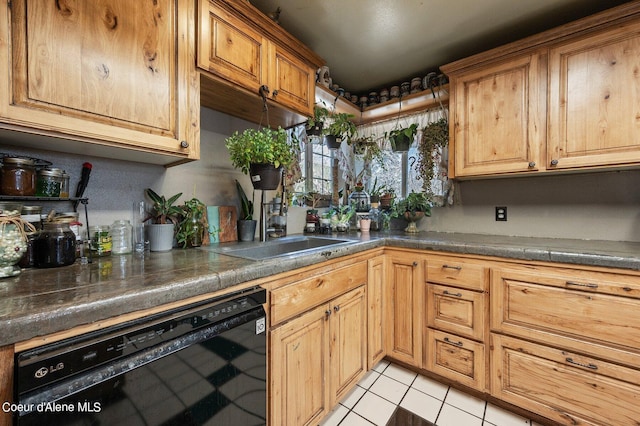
[320,361,546,426]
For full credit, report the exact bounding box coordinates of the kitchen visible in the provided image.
[0,1,640,426]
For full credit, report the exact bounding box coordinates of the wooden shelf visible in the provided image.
[315,84,449,126]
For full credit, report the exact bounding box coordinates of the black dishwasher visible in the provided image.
[14,286,267,426]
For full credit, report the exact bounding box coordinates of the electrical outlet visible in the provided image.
[495,206,507,221]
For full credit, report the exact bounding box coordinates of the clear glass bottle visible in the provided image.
[60,171,70,198]
[111,220,133,254]
[368,202,381,231]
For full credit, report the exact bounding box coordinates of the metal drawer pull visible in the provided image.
[566,281,598,289]
[443,337,463,347]
[565,357,598,370]
[442,265,462,271]
[443,290,463,297]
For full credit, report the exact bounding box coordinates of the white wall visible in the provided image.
[1,106,638,242]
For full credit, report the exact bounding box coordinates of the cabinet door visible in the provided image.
[385,254,423,367]
[270,305,330,426]
[197,0,267,92]
[3,0,198,162]
[329,286,367,404]
[367,256,386,368]
[269,44,315,116]
[451,54,544,177]
[548,21,640,170]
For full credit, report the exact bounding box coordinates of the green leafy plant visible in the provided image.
[331,203,355,223]
[225,127,294,175]
[176,198,207,248]
[324,112,357,142]
[306,103,330,134]
[388,123,418,150]
[352,135,384,164]
[417,118,449,185]
[368,177,388,199]
[394,191,431,216]
[235,180,254,220]
[145,188,183,224]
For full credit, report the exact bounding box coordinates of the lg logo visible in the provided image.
[34,363,64,379]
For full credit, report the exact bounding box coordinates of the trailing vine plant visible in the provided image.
[416,117,449,186]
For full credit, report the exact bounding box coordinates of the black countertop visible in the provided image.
[1,232,639,347]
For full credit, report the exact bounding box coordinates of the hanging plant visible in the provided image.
[416,118,449,185]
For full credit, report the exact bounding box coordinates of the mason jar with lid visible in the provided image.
[110,220,132,254]
[0,157,36,196]
[33,222,77,268]
[36,168,63,197]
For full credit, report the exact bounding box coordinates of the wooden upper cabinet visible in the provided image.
[1,0,199,166]
[197,1,267,91]
[548,19,640,170]
[197,0,323,128]
[449,54,544,177]
[443,3,640,178]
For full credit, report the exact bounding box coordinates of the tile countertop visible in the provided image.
[0,232,639,347]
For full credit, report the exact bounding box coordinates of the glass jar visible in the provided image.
[90,225,112,257]
[33,222,77,268]
[369,202,381,231]
[0,207,28,277]
[110,220,132,254]
[60,171,70,198]
[35,168,63,197]
[1,157,37,196]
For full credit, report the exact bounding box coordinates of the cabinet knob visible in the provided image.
[180,140,189,149]
[333,305,340,313]
[325,309,332,318]
[412,261,418,267]
[550,159,559,166]
[272,89,279,99]
[528,161,536,168]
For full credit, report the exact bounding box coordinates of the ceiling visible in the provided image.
[248,0,633,94]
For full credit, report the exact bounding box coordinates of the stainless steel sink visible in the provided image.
[211,236,352,260]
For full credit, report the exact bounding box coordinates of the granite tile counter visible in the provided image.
[1,232,639,347]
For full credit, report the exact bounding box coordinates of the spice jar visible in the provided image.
[89,225,112,257]
[36,168,64,197]
[33,222,77,268]
[1,157,36,196]
[110,220,132,254]
[60,171,70,198]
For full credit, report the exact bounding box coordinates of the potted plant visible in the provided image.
[225,127,294,190]
[351,135,384,164]
[394,191,431,233]
[176,197,207,248]
[388,123,418,152]
[368,177,387,204]
[145,188,182,251]
[306,103,330,136]
[235,180,257,241]
[323,112,357,149]
[417,117,449,186]
[330,204,354,232]
[379,187,395,208]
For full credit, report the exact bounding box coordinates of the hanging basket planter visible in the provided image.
[323,134,343,150]
[250,163,282,190]
[390,134,412,152]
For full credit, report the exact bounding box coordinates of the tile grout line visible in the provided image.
[433,386,450,425]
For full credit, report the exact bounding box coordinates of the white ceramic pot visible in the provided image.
[147,223,175,251]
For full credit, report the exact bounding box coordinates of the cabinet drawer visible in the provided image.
[492,267,640,357]
[491,333,640,426]
[270,262,367,325]
[427,284,485,341]
[425,328,485,391]
[426,257,487,291]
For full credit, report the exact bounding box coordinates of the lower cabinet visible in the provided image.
[426,328,485,391]
[367,256,386,368]
[385,252,424,367]
[491,333,640,425]
[270,286,367,426]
